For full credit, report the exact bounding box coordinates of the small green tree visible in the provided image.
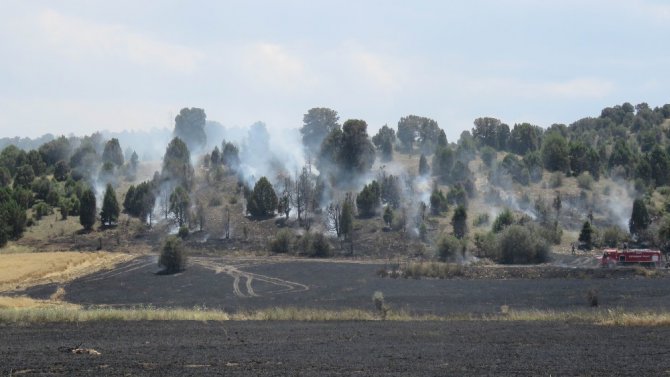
[79,188,96,231]
[100,184,120,227]
[629,198,650,238]
[340,196,354,241]
[159,236,187,273]
[383,206,394,227]
[451,205,468,239]
[437,235,463,262]
[578,221,593,249]
[169,186,190,227]
[492,208,514,233]
[418,154,430,176]
[247,176,278,217]
[356,180,381,218]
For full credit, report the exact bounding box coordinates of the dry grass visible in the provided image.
[0,252,134,292]
[0,305,668,326]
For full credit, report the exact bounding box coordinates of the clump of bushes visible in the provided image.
[270,229,292,253]
[473,213,490,227]
[576,172,594,190]
[178,226,189,239]
[436,235,464,262]
[548,172,563,188]
[159,236,187,274]
[497,225,549,264]
[372,291,389,320]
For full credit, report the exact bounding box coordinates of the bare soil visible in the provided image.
[1,321,669,376]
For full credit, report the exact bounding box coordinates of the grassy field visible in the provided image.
[0,251,133,292]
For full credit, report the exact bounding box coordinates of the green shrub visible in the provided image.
[33,202,51,220]
[600,226,624,248]
[270,229,292,253]
[159,236,187,273]
[436,235,464,262]
[497,224,549,264]
[548,172,563,188]
[492,208,514,233]
[576,172,593,190]
[178,226,189,239]
[473,213,490,227]
[311,233,331,257]
[208,196,222,207]
[474,232,497,259]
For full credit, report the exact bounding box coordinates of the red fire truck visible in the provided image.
[600,248,663,268]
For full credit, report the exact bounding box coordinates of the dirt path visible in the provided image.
[191,258,308,298]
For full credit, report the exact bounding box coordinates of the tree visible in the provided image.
[541,132,569,172]
[221,141,240,168]
[38,136,72,167]
[339,195,354,243]
[26,150,46,176]
[418,154,430,176]
[437,235,463,262]
[340,119,375,175]
[13,165,35,189]
[173,107,207,152]
[301,108,340,157]
[159,236,187,274]
[102,138,124,166]
[54,160,70,181]
[162,137,194,190]
[578,221,594,249]
[383,206,393,227]
[396,115,440,154]
[210,146,221,165]
[100,184,120,227]
[79,188,96,231]
[195,200,206,232]
[472,117,504,149]
[492,208,514,233]
[0,189,27,246]
[509,123,543,155]
[372,125,396,162]
[497,225,549,264]
[629,198,650,237]
[356,180,381,218]
[247,177,278,217]
[451,205,468,239]
[0,167,10,187]
[123,181,156,225]
[169,186,190,227]
[429,188,448,215]
[431,147,454,182]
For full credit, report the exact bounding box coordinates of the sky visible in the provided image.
[0,0,669,140]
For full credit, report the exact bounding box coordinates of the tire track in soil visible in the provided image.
[191,258,308,298]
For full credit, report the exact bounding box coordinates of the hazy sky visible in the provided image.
[0,0,668,139]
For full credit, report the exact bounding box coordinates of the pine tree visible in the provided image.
[578,221,593,249]
[79,188,96,231]
[100,184,120,226]
[451,205,468,239]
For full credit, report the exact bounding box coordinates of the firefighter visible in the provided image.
[571,243,575,255]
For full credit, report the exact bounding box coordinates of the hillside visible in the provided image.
[1,103,670,265]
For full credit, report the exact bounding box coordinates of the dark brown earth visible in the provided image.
[2,321,669,376]
[21,256,670,315]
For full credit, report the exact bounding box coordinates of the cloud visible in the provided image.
[37,9,202,74]
[240,42,316,91]
[462,76,615,100]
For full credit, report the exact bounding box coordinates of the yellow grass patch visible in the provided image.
[0,252,134,292]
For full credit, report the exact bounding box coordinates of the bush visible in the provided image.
[437,235,464,262]
[600,226,624,248]
[159,236,187,273]
[576,172,593,190]
[473,213,490,227]
[312,233,331,257]
[32,202,51,220]
[473,232,496,259]
[208,196,222,207]
[497,224,549,264]
[270,229,292,253]
[548,172,563,188]
[372,291,388,320]
[178,226,189,239]
[492,208,514,233]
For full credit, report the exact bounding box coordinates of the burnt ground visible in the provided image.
[20,256,670,315]
[1,321,670,376]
